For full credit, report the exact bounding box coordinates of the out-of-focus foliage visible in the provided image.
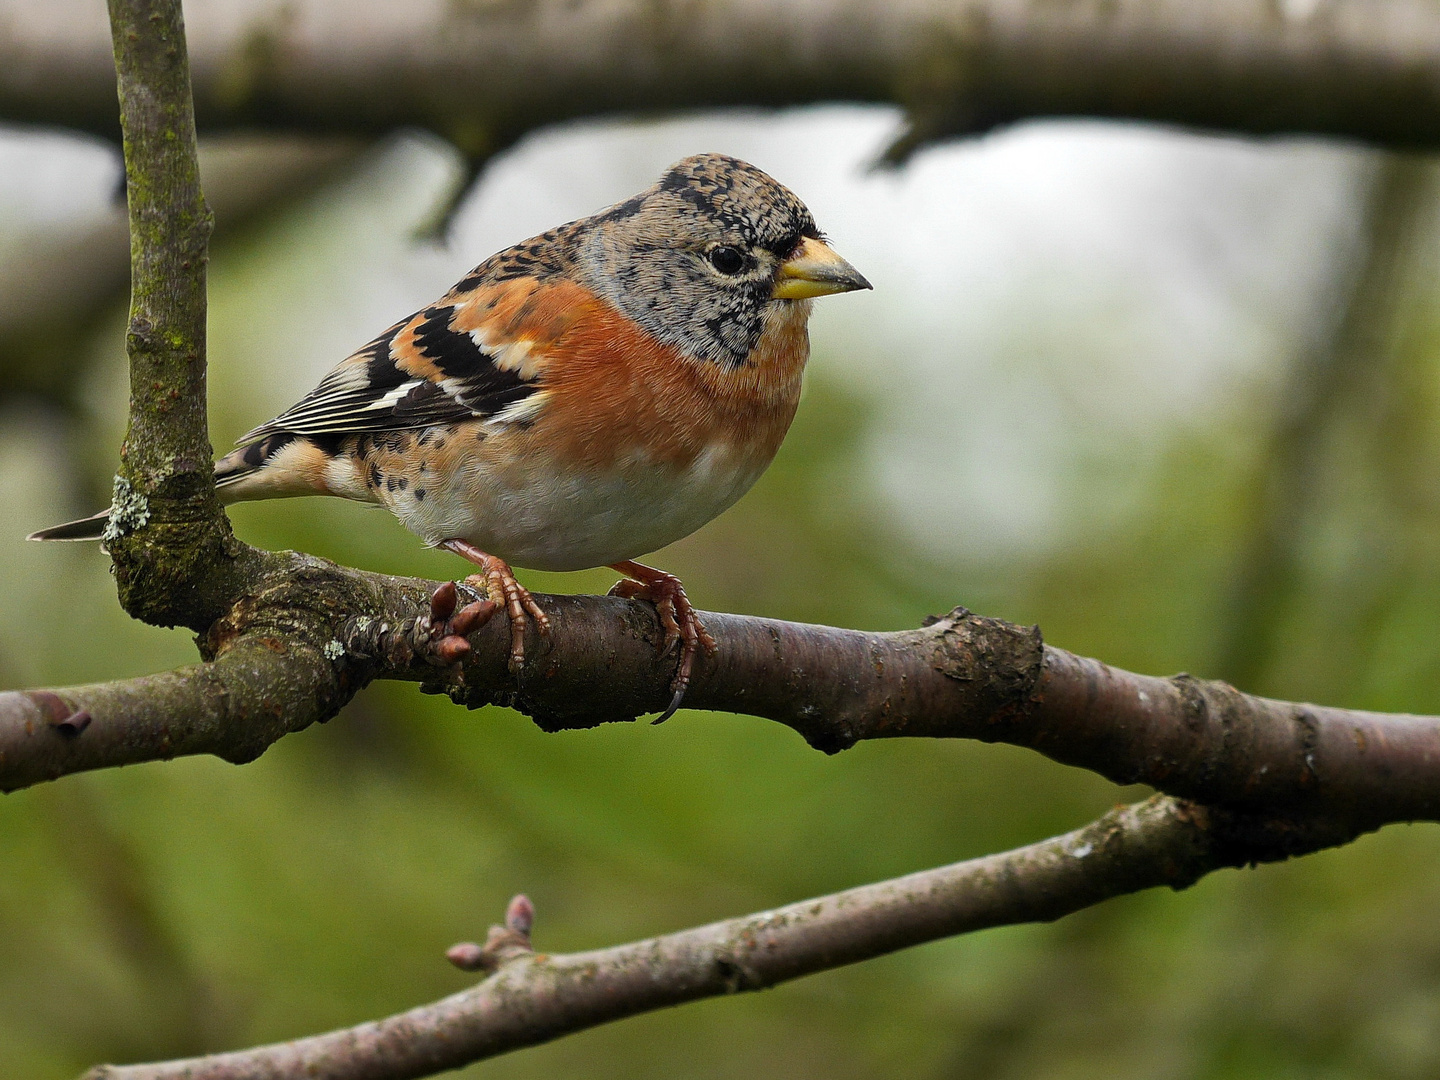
[3,110,1440,1079]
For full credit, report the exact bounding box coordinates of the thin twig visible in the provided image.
[84,795,1350,1080]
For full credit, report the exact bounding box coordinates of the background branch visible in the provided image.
[4,0,1440,160]
[1217,155,1435,691]
[0,135,359,416]
[84,794,1355,1080]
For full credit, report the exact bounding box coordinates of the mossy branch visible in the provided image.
[104,0,269,631]
[3,569,1440,848]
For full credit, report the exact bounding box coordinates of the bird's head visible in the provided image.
[576,153,871,367]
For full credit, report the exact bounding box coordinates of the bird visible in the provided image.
[30,153,872,720]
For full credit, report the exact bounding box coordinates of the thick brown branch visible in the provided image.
[0,643,337,788]
[442,600,1440,829]
[81,795,1356,1080]
[5,563,1440,838]
[0,551,417,792]
[6,0,1440,155]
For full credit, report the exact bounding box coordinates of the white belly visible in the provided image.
[388,441,769,572]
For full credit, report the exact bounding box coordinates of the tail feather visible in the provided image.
[28,510,110,542]
[29,432,305,542]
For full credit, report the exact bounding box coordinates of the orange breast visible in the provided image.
[511,280,812,475]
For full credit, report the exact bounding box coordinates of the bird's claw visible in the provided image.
[439,540,549,674]
[465,566,550,674]
[609,569,717,722]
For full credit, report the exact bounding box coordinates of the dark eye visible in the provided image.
[708,246,746,275]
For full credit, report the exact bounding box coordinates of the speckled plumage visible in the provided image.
[214,154,835,570]
[33,153,870,715]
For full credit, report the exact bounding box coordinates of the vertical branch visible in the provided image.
[105,0,248,631]
[110,0,210,475]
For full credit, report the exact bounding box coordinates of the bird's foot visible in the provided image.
[608,561,717,723]
[423,580,497,665]
[440,540,550,673]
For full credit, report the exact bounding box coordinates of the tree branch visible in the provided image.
[1216,156,1434,691]
[5,0,1440,157]
[80,794,1358,1080]
[109,0,212,485]
[102,0,278,633]
[5,572,1440,842]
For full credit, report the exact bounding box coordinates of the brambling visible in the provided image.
[32,153,871,719]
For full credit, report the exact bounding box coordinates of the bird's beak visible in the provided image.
[773,236,872,299]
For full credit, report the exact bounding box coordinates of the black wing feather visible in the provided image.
[236,305,539,446]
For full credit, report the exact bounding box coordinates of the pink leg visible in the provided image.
[441,540,550,673]
[608,561,718,722]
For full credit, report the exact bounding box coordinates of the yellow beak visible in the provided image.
[773,236,872,300]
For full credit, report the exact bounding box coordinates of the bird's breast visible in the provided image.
[391,430,773,571]
[369,292,812,570]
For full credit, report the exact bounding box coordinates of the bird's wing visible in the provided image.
[236,277,579,446]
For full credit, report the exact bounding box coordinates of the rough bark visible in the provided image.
[6,0,1440,157]
[5,586,1440,845]
[102,0,272,633]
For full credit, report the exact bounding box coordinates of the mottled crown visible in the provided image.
[572,154,823,367]
[646,153,819,254]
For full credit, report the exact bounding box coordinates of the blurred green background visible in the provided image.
[4,108,1440,1078]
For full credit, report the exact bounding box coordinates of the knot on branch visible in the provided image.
[197,552,362,658]
[23,690,91,736]
[1160,672,1331,807]
[1147,798,1370,880]
[927,607,1044,731]
[714,954,765,994]
[883,15,993,163]
[1205,806,1368,867]
[104,469,246,632]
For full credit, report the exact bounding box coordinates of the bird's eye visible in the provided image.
[708,246,746,275]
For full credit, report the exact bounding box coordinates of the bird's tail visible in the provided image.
[27,511,111,542]
[27,441,277,542]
